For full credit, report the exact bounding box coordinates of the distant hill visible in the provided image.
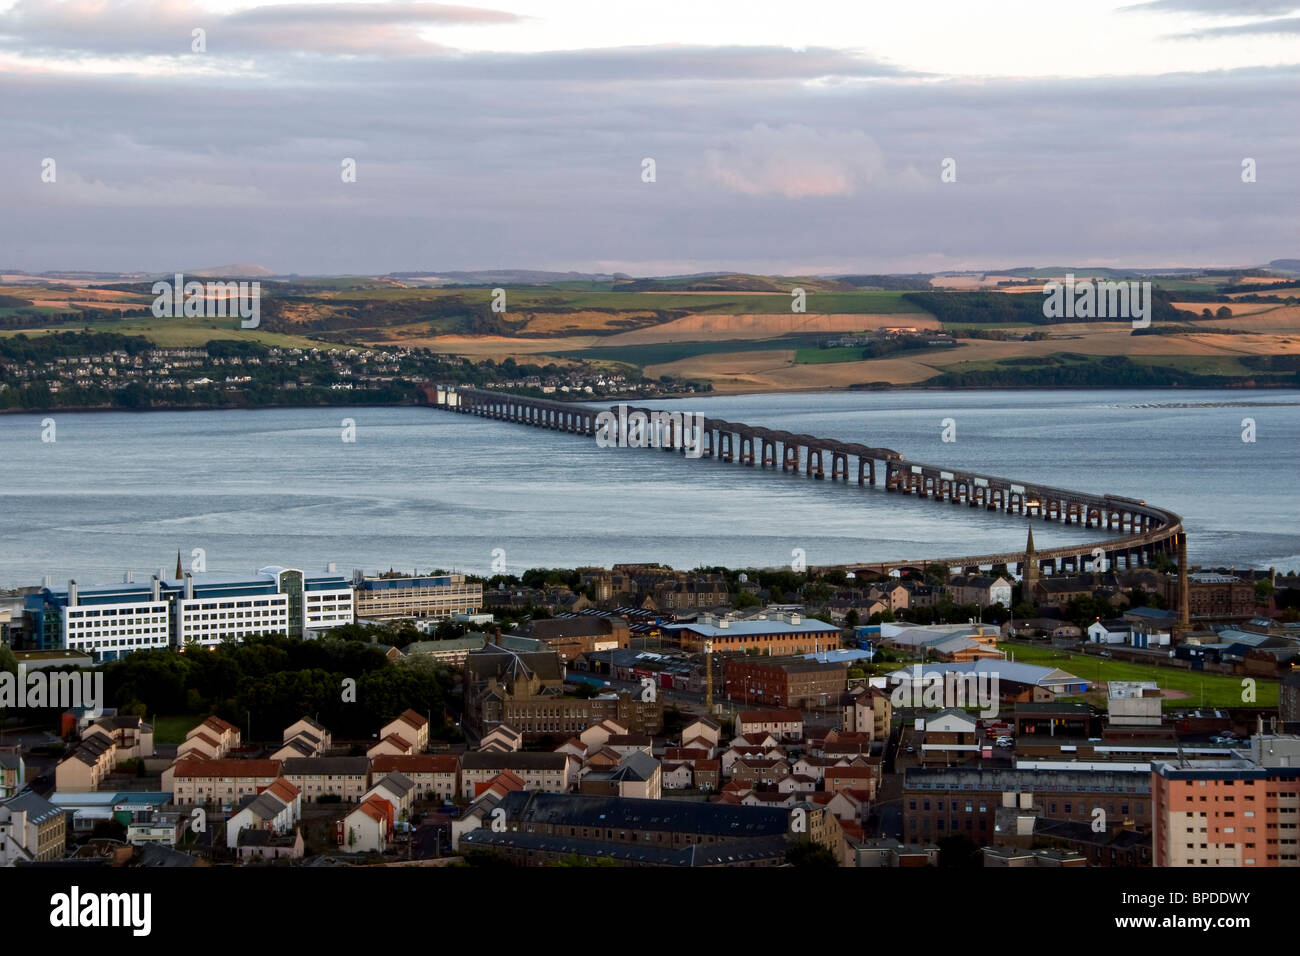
[182,264,275,278]
[1268,259,1300,274]
[389,269,621,287]
[613,273,855,293]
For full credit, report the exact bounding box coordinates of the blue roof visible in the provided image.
[803,648,874,664]
[37,569,349,606]
[359,576,455,591]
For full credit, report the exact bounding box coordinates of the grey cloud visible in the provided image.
[1,57,1296,274]
[1121,0,1299,14]
[0,0,518,57]
[1173,14,1300,33]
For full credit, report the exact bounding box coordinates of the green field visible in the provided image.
[149,714,208,745]
[794,346,866,364]
[1000,643,1277,708]
[554,336,825,366]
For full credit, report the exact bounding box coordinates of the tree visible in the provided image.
[844,610,860,628]
[785,840,839,868]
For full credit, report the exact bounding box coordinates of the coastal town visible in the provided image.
[2,550,1297,869]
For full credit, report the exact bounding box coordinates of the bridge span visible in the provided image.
[422,385,1186,580]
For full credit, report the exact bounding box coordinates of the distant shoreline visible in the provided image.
[4,380,1300,414]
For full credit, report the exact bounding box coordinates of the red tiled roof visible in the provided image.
[695,760,721,772]
[371,754,460,774]
[356,795,393,822]
[662,748,707,762]
[397,709,429,729]
[183,731,221,749]
[738,709,802,724]
[267,777,300,801]
[174,758,281,778]
[826,767,876,782]
[373,733,411,752]
[483,770,526,796]
[204,716,240,735]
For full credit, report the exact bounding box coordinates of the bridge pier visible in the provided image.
[740,435,755,466]
[720,431,734,463]
[762,439,776,468]
[783,444,799,472]
[832,453,848,482]
[858,458,875,486]
[807,447,825,480]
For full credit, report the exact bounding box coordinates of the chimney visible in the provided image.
[124,570,134,584]
[184,572,194,600]
[151,575,161,602]
[494,627,501,646]
[42,574,52,589]
[67,579,78,606]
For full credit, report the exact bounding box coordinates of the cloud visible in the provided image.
[1174,14,1300,34]
[1121,0,1300,14]
[0,0,520,57]
[0,38,1296,274]
[701,125,889,199]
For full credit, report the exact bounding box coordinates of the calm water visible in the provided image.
[1,389,1297,590]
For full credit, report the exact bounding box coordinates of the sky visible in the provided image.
[1,0,1298,275]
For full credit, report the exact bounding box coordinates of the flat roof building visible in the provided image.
[22,566,353,659]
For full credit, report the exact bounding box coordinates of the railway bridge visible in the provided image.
[423,385,1187,581]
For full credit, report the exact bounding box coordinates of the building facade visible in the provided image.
[354,573,483,621]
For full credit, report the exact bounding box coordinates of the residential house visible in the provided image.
[282,756,371,803]
[225,777,301,849]
[0,791,66,863]
[460,752,572,798]
[169,759,283,806]
[381,710,430,752]
[370,754,460,802]
[339,795,393,853]
[364,772,416,824]
[680,716,722,751]
[579,751,663,800]
[480,723,524,753]
[367,734,414,759]
[738,712,806,738]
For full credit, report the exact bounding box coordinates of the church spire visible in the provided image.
[1022,523,1039,596]
[176,549,183,579]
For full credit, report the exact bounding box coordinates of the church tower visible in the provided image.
[1022,524,1039,600]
